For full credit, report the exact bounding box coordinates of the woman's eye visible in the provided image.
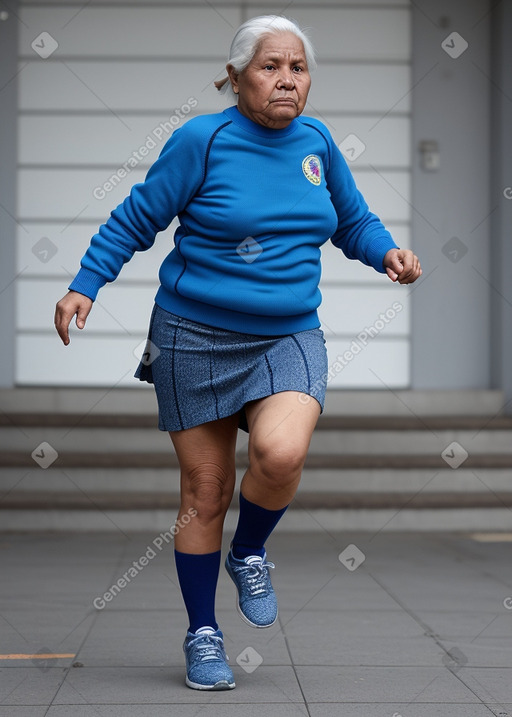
[264,65,275,71]
[293,66,303,73]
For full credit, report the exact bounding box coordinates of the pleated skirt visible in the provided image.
[135,303,328,432]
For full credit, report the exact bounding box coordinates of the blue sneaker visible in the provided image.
[225,550,277,628]
[183,626,235,690]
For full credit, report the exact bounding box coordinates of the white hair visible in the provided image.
[215,15,316,100]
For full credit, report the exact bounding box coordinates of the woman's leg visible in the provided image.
[169,413,239,632]
[231,390,320,557]
[225,391,320,629]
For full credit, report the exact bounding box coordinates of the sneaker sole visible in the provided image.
[225,559,278,629]
[234,598,278,629]
[185,677,235,690]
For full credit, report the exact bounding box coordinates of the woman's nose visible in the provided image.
[277,71,294,89]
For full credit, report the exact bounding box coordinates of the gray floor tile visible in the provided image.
[0,667,65,706]
[73,608,291,667]
[0,544,126,613]
[330,639,444,668]
[0,610,95,657]
[1,571,114,614]
[359,580,508,614]
[0,708,48,717]
[46,705,309,716]
[442,638,512,668]
[52,666,303,704]
[295,665,479,703]
[86,557,184,612]
[415,610,512,639]
[281,608,425,637]
[463,668,512,703]
[288,633,443,667]
[2,531,512,710]
[74,609,183,667]
[281,608,443,666]
[271,571,402,612]
[308,705,507,716]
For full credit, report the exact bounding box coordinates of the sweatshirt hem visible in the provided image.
[154,286,320,336]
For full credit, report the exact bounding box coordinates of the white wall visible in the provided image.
[16,0,412,388]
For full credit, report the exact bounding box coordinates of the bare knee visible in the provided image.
[250,440,307,487]
[183,462,234,524]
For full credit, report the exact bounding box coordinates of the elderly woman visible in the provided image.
[55,15,421,691]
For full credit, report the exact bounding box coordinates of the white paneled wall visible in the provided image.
[17,1,411,387]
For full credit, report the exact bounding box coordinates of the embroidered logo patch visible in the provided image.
[302,154,321,185]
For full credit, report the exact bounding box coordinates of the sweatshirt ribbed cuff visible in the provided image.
[68,268,108,301]
[366,238,399,274]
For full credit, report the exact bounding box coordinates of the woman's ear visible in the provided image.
[226,65,240,94]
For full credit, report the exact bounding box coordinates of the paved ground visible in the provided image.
[1,529,511,716]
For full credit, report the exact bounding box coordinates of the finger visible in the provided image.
[389,255,404,274]
[386,266,398,282]
[396,252,416,282]
[398,267,415,283]
[76,301,91,330]
[54,306,72,346]
[398,255,421,284]
[399,251,413,270]
[398,267,416,284]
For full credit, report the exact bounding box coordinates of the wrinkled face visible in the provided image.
[228,31,311,129]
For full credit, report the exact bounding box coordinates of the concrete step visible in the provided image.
[1,504,511,532]
[2,466,511,494]
[2,489,512,511]
[2,403,511,531]
[2,449,512,470]
[1,422,511,456]
[0,387,505,416]
[2,412,512,429]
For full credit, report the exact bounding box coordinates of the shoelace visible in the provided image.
[237,559,275,597]
[188,632,225,663]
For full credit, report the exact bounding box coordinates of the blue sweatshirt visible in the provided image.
[69,105,398,335]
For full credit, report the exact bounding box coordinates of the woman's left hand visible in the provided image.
[383,248,422,284]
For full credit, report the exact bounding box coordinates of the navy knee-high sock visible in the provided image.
[231,492,288,560]
[174,549,220,633]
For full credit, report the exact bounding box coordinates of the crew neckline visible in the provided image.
[223,105,299,139]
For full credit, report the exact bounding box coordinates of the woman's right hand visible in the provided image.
[54,291,93,346]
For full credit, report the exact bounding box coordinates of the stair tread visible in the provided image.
[1,413,512,430]
[3,490,512,510]
[2,452,512,469]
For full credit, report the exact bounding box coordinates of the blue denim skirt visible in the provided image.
[135,304,328,432]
